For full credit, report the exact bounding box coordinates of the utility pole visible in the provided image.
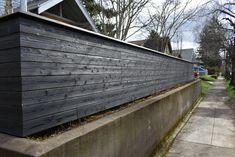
[4,0,13,15]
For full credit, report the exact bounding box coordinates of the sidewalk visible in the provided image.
[166,78,235,157]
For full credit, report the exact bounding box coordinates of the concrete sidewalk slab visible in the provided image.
[167,140,235,157]
[166,78,235,157]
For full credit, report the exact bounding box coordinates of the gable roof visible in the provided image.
[130,39,173,54]
[27,0,98,32]
[129,39,146,47]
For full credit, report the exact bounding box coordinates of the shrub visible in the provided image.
[207,66,219,75]
[211,75,217,79]
[200,75,216,82]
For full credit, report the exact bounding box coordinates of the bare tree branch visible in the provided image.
[219,9,235,18]
[145,0,210,40]
[222,18,235,30]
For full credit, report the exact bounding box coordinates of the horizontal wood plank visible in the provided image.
[0,13,194,137]
[0,18,20,37]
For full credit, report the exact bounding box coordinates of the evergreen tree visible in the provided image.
[81,0,116,37]
[144,30,170,53]
[82,0,149,40]
[198,17,226,71]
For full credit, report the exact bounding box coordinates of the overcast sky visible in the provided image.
[127,0,220,50]
[0,0,230,51]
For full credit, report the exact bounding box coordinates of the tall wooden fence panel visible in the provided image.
[0,12,194,137]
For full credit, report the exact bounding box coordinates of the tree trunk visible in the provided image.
[225,51,231,80]
[230,59,235,86]
[230,41,235,86]
[225,61,229,79]
[5,0,13,15]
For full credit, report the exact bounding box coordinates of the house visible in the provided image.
[130,39,173,54]
[193,66,208,76]
[15,0,98,32]
[173,48,208,76]
[172,48,196,62]
[130,39,146,47]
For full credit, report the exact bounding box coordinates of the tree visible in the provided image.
[217,1,235,86]
[4,0,13,15]
[224,38,234,81]
[1,0,22,16]
[198,16,226,73]
[144,0,209,54]
[110,0,150,40]
[83,0,150,40]
[82,0,117,37]
[144,30,170,53]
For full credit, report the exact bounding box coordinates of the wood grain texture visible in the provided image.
[0,13,194,137]
[0,17,22,136]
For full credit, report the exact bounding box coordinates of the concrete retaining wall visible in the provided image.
[0,80,201,157]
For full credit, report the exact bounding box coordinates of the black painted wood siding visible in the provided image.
[0,12,194,137]
[0,17,22,136]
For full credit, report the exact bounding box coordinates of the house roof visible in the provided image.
[129,39,146,46]
[173,48,196,62]
[130,39,173,54]
[26,0,98,32]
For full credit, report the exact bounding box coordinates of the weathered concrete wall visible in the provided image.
[0,80,201,157]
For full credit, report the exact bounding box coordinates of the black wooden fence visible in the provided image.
[0,12,194,137]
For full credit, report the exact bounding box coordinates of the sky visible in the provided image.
[0,0,230,51]
[127,0,217,50]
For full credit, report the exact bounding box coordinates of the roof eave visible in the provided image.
[27,0,98,32]
[38,0,63,14]
[73,0,98,32]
